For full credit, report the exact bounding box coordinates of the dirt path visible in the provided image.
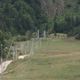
[0,60,12,74]
[0,54,30,74]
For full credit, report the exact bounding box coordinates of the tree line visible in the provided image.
[0,0,80,58]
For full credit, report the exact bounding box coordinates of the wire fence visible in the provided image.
[0,30,47,79]
[0,31,68,79]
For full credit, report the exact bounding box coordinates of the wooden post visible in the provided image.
[43,30,46,39]
[37,30,39,39]
[30,39,34,55]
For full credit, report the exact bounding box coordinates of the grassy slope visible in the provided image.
[2,39,80,80]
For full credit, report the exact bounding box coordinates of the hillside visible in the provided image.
[0,0,80,58]
[0,0,47,35]
[0,0,80,36]
[3,39,80,80]
[0,1,80,79]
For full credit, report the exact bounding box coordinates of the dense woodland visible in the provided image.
[0,0,80,57]
[0,0,80,36]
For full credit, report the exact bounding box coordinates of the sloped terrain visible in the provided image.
[2,39,80,80]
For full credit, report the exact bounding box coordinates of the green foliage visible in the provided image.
[0,0,48,58]
[0,31,12,58]
[0,0,80,42]
[0,0,47,35]
[71,26,80,39]
[53,14,80,39]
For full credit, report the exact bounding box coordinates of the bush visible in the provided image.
[75,34,80,40]
[0,31,11,58]
[14,35,27,41]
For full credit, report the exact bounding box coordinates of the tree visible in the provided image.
[0,31,11,58]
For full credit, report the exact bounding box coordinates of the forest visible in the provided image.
[0,0,80,36]
[0,0,80,57]
[1,1,80,80]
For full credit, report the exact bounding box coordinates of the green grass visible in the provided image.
[2,39,80,80]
